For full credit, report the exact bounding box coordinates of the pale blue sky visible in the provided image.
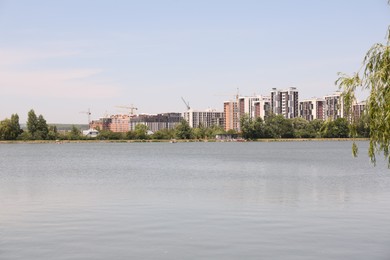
[0,0,389,123]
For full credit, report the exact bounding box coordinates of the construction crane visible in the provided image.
[181,97,190,110]
[79,108,91,124]
[214,88,240,102]
[116,104,138,116]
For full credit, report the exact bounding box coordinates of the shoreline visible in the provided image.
[0,138,369,144]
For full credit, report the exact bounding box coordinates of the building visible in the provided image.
[253,96,271,120]
[324,91,345,121]
[352,101,366,121]
[238,96,260,119]
[299,98,325,121]
[183,109,224,128]
[130,113,182,132]
[109,114,131,133]
[223,100,239,132]
[89,117,112,131]
[270,87,299,118]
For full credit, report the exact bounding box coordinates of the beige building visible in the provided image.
[223,100,239,132]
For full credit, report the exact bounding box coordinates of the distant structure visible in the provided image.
[223,100,239,132]
[299,98,325,121]
[352,100,366,121]
[270,87,299,119]
[109,114,131,132]
[82,129,99,138]
[183,109,224,128]
[130,113,182,132]
[90,117,112,131]
[324,91,345,121]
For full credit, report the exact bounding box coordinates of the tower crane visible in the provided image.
[79,108,92,124]
[181,97,191,110]
[116,104,138,116]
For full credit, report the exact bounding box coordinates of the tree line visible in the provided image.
[0,109,369,141]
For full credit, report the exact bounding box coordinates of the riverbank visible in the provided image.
[0,138,369,144]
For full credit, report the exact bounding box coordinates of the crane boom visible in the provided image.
[181,97,190,110]
[79,108,91,124]
[115,104,138,115]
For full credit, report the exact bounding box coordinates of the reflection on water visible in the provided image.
[0,141,389,259]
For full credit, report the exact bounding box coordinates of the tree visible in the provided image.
[10,114,22,139]
[68,125,82,140]
[320,118,350,138]
[291,118,316,138]
[240,115,265,139]
[47,125,59,140]
[36,114,49,140]
[27,109,38,137]
[336,4,390,166]
[175,119,193,139]
[265,114,294,138]
[0,114,22,140]
[134,124,149,140]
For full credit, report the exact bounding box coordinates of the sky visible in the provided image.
[0,0,389,124]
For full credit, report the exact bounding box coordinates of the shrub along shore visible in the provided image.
[0,109,369,142]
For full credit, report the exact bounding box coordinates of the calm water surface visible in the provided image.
[0,141,389,259]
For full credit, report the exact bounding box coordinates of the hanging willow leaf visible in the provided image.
[336,21,390,168]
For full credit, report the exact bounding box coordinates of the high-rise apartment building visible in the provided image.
[270,87,299,118]
[299,98,325,121]
[130,113,182,132]
[223,100,239,132]
[183,109,224,128]
[324,91,345,121]
[352,101,366,121]
[109,114,131,133]
[253,96,271,120]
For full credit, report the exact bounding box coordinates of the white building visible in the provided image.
[183,109,224,128]
[271,87,299,118]
[299,98,325,121]
[324,91,345,121]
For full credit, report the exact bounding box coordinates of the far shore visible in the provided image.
[0,138,369,144]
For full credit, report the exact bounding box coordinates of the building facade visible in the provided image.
[223,100,239,132]
[270,87,299,118]
[109,114,131,133]
[129,113,182,132]
[324,91,345,121]
[183,109,224,128]
[299,98,325,121]
[253,96,271,120]
[352,101,366,121]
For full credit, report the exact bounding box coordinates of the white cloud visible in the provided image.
[0,48,121,99]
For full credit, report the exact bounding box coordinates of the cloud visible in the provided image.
[0,48,121,99]
[0,48,80,67]
[0,68,120,98]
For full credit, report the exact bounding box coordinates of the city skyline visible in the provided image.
[0,1,389,124]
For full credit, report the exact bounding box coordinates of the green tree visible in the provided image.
[152,128,175,140]
[309,119,325,138]
[27,109,38,137]
[336,3,390,165]
[134,124,149,140]
[240,115,266,139]
[35,114,49,140]
[265,114,294,138]
[68,125,82,140]
[320,118,350,138]
[291,118,316,138]
[175,119,193,139]
[47,125,59,140]
[0,114,22,140]
[10,114,22,139]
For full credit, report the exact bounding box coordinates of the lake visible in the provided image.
[0,141,389,259]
